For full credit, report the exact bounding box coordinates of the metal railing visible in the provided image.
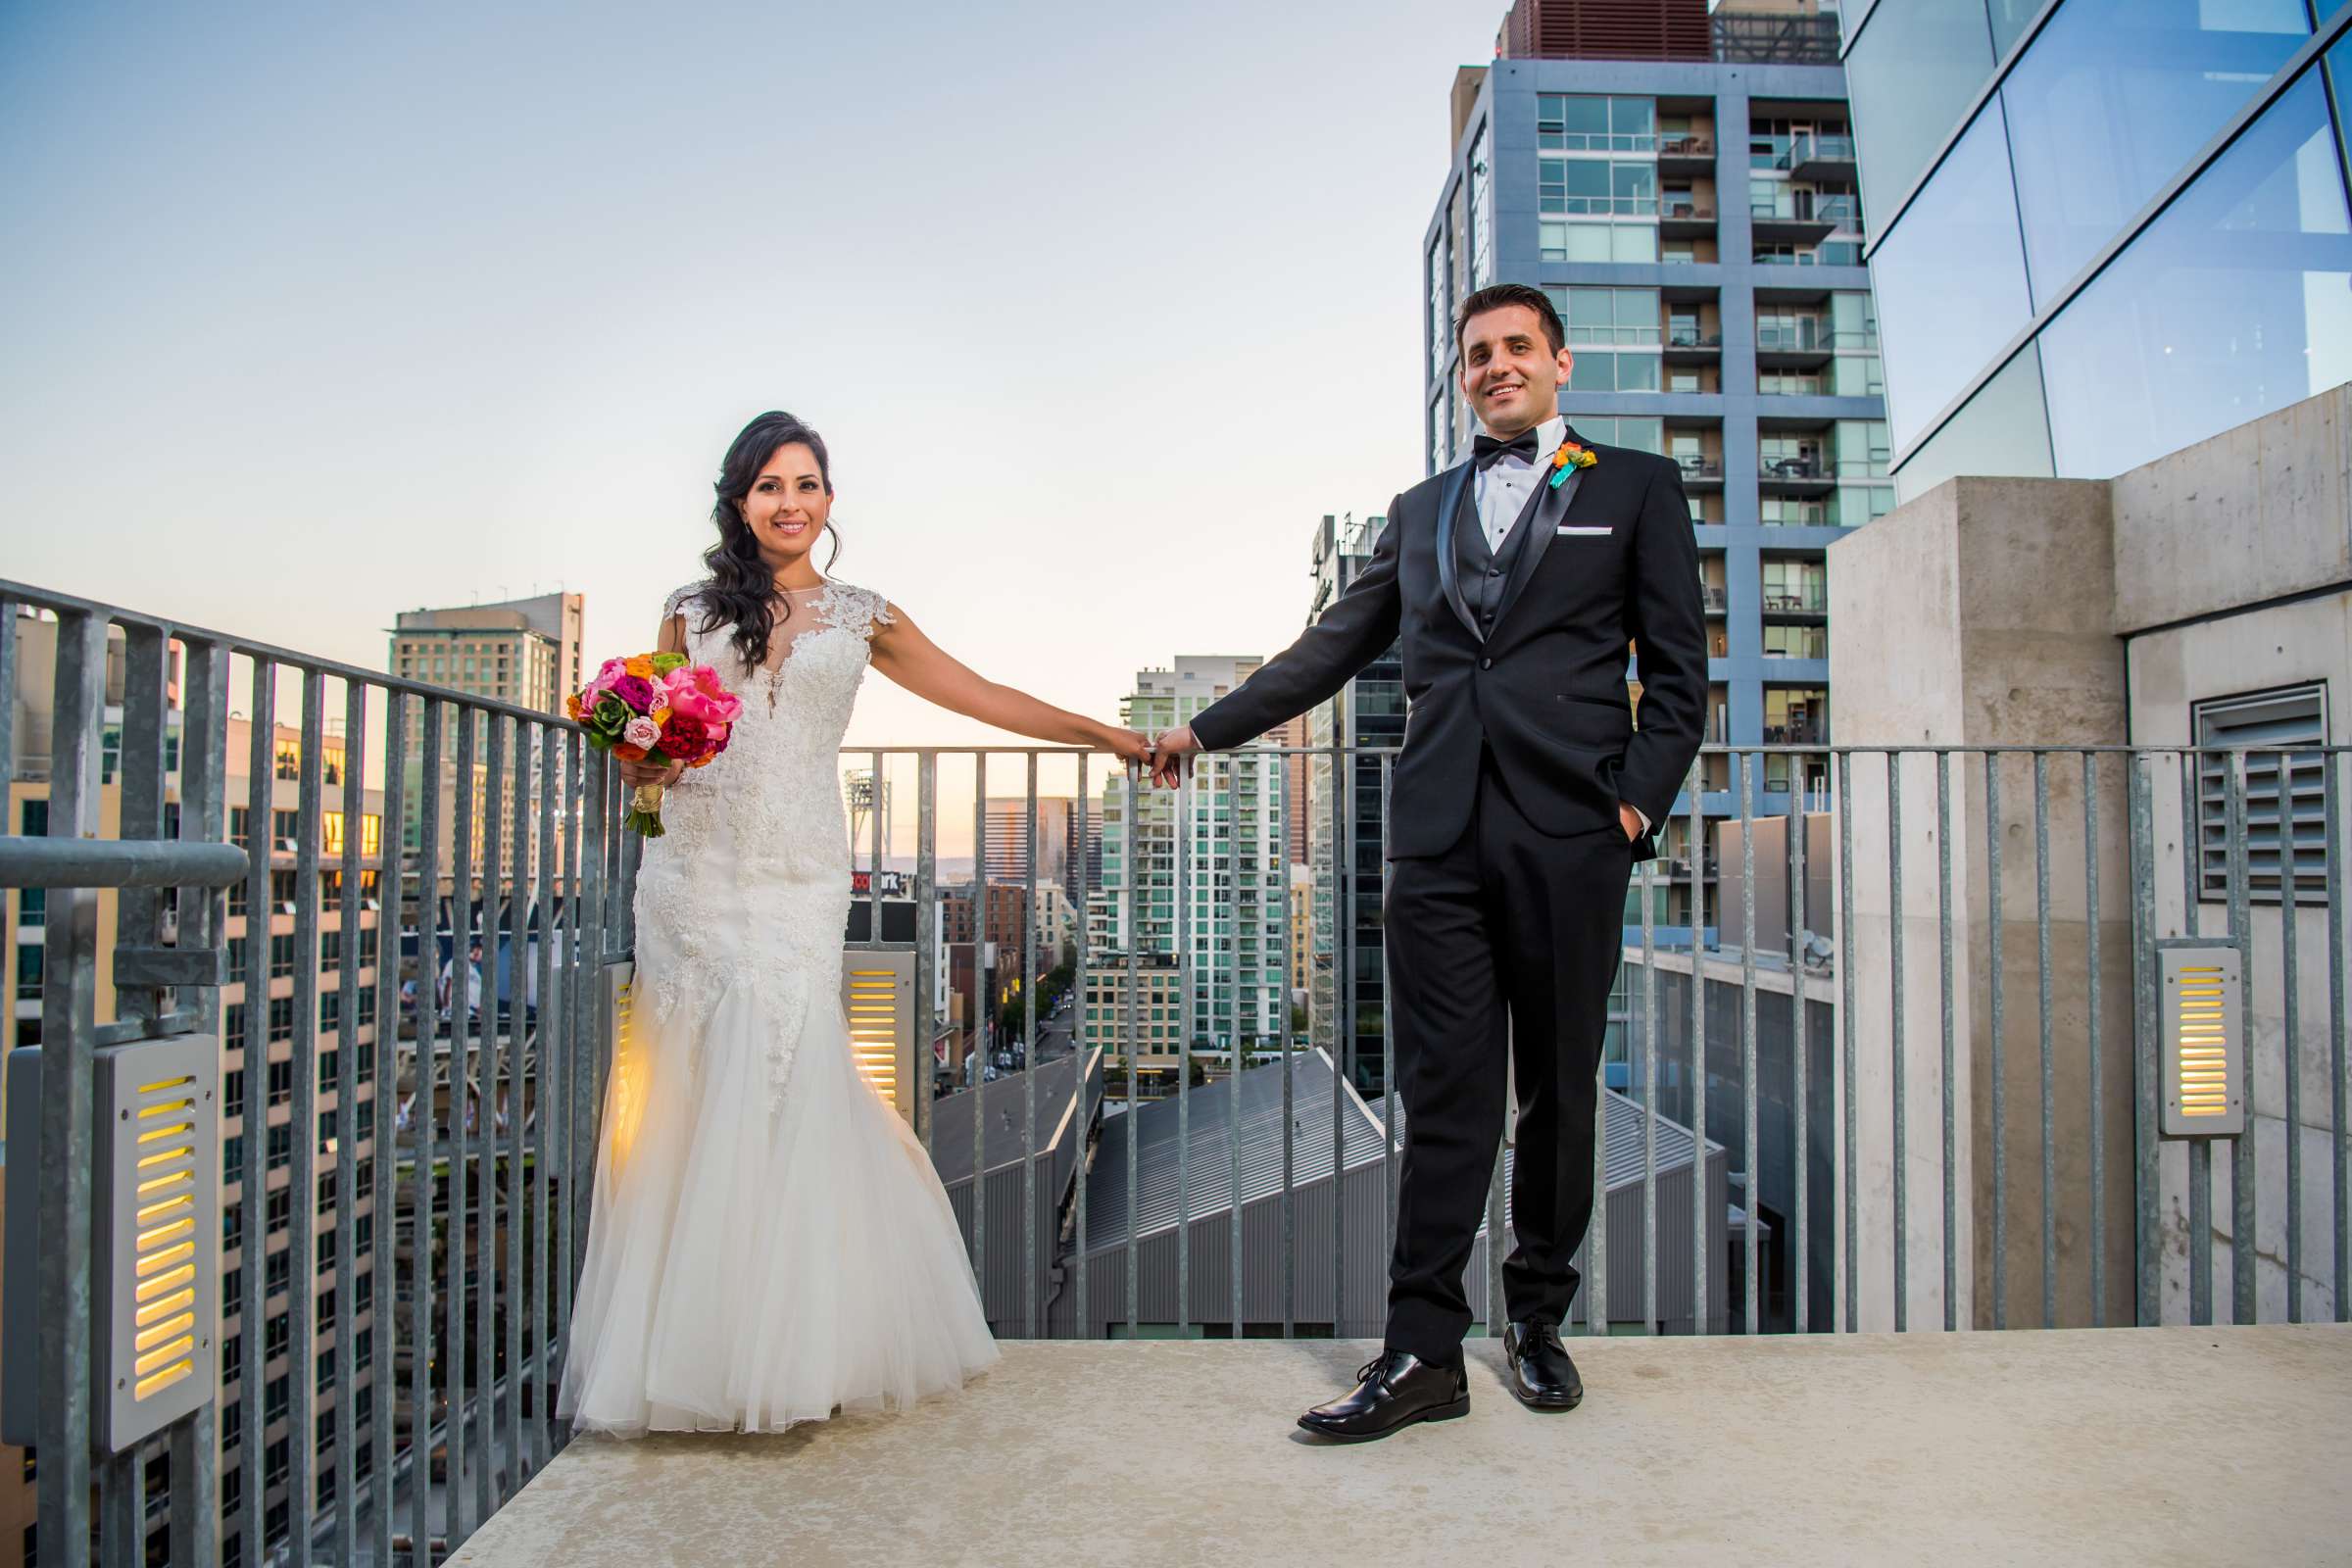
[6,578,2350,1561]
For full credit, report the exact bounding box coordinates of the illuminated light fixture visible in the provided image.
[2160,945,2244,1139]
[842,952,915,1119]
[604,962,648,1174]
[4,1039,218,1450]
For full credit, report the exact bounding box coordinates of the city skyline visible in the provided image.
[1,0,1515,756]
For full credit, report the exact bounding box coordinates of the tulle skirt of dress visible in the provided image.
[557,964,1001,1436]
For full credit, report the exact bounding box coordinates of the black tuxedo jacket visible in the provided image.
[1190,427,1706,860]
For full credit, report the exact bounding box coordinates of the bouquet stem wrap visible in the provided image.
[625,782,667,839]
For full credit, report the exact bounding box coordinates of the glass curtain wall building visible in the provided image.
[1427,39,1888,932]
[1843,0,2352,496]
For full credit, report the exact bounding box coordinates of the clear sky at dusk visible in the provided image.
[2,0,1507,764]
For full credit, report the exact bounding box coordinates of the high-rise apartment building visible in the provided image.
[1091,657,1287,1078]
[1428,0,1884,930]
[1301,514,1402,1092]
[386,592,583,876]
[1840,0,2352,496]
[983,795,1085,913]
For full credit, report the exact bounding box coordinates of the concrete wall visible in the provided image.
[1833,385,2352,1331]
[1829,477,2138,1333]
[2116,388,2352,1323]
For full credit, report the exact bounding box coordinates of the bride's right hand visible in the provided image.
[617,756,685,789]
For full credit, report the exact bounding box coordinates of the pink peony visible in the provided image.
[663,663,744,725]
[584,656,630,700]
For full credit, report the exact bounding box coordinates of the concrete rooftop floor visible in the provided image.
[457,1326,2352,1567]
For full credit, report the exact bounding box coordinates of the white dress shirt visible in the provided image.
[1471,415,1565,553]
[1468,415,1649,836]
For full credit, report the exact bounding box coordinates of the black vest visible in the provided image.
[1453,472,1548,639]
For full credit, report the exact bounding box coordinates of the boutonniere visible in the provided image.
[1547,439,1599,490]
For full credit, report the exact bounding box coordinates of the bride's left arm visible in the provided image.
[869,605,1149,760]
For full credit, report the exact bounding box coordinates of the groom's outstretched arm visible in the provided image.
[1170,495,1405,765]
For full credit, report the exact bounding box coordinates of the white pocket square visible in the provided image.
[1555,524,1613,537]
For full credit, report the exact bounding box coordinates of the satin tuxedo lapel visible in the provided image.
[1431,460,1481,642]
[1490,461,1584,640]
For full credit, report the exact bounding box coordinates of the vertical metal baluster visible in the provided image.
[1986,751,2005,1330]
[1176,763,1192,1336]
[114,625,168,1568]
[1838,749,1856,1332]
[1641,857,1659,1335]
[2327,751,2348,1323]
[1888,752,1907,1332]
[175,632,231,1568]
[472,715,504,1525]
[867,749,884,952]
[915,752,938,1158]
[1789,780,1808,1335]
[37,611,104,1568]
[1936,751,1956,1332]
[1231,752,1248,1344]
[446,708,475,1539]
[372,688,407,1559]
[1739,753,1756,1334]
[1380,756,1397,1285]
[2084,752,2105,1327]
[531,721,556,1467]
[972,754,987,1298]
[1690,759,1707,1331]
[2180,752,2212,1326]
[100,1449,140,1567]
[2034,750,2056,1329]
[407,700,442,1567]
[2129,753,2161,1326]
[1332,724,1349,1336]
[1279,744,1296,1341]
[333,680,365,1553]
[286,670,324,1568]
[1023,755,1039,1338]
[569,746,606,1347]
[2226,751,2256,1324]
[1124,768,1140,1336]
[2279,745,2303,1324]
[554,735,581,1364]
[505,724,530,1479]
[1067,753,1084,1335]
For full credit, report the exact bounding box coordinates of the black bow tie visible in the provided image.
[1472,430,1541,470]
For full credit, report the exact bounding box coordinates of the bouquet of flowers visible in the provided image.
[566,653,745,837]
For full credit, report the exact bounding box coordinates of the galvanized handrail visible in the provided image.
[4,574,2347,1565]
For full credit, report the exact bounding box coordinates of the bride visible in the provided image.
[559,410,1152,1436]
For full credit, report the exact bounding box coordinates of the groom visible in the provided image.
[1150,283,1704,1441]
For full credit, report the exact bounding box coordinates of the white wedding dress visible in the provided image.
[558,578,1000,1437]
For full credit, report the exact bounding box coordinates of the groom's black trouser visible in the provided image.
[1383,749,1635,1365]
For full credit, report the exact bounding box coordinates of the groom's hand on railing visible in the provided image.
[1148,725,1200,788]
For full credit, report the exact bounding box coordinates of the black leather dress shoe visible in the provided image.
[1502,1319,1584,1410]
[1297,1348,1470,1443]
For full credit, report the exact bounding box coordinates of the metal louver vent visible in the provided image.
[2160,946,2244,1139]
[2194,685,2331,906]
[96,1032,219,1450]
[844,951,913,1119]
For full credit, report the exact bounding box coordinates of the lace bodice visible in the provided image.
[632,578,896,1108]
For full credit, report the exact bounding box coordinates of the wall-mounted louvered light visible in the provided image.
[94,1033,219,1450]
[2160,945,2243,1138]
[604,961,647,1172]
[843,952,914,1120]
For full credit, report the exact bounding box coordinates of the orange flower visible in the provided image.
[613,743,648,762]
[622,655,657,679]
[650,707,671,725]
[689,754,715,768]
[564,692,583,721]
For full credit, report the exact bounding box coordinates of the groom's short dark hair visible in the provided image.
[1454,283,1564,357]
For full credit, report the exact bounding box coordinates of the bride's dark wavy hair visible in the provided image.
[695,410,844,669]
